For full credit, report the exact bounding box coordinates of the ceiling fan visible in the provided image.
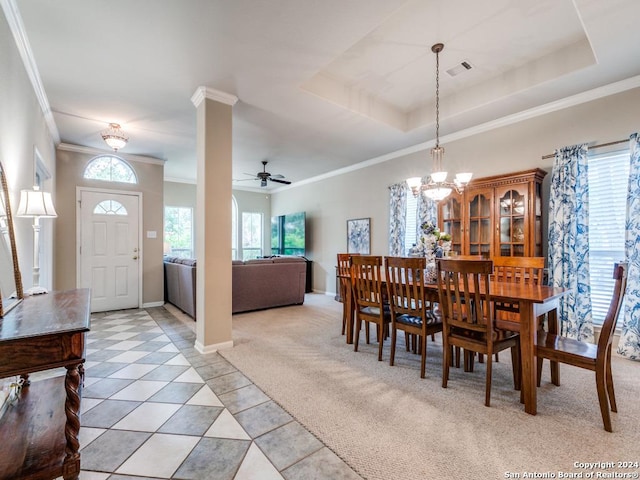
[237,160,291,187]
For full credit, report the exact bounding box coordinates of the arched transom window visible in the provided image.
[93,200,128,215]
[84,155,137,184]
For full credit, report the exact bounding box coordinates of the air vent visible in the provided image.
[446,61,473,77]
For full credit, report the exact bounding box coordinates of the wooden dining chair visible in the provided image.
[337,253,360,336]
[492,256,546,333]
[536,262,628,432]
[436,258,521,406]
[385,256,443,378]
[351,255,390,361]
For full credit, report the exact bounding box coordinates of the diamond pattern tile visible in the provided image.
[75,306,361,479]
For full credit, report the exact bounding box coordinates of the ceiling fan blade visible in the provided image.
[233,178,257,182]
[272,174,285,179]
[269,178,291,185]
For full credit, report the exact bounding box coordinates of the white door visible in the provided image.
[79,190,140,312]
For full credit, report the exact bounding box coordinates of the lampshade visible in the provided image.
[101,123,128,151]
[16,186,57,218]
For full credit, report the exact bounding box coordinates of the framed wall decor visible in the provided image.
[347,218,370,254]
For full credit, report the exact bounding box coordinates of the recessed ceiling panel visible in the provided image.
[302,0,593,131]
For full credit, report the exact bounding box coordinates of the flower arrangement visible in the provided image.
[413,222,452,258]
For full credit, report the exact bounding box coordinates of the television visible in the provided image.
[271,211,306,256]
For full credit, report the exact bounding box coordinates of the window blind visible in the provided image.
[587,150,629,324]
[404,193,419,256]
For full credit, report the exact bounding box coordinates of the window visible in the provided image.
[84,155,137,184]
[232,196,238,260]
[164,206,193,258]
[242,212,262,260]
[94,200,127,215]
[588,150,629,324]
[404,192,419,256]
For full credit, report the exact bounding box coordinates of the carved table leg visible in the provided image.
[62,362,83,480]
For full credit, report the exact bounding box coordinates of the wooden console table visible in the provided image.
[0,289,91,480]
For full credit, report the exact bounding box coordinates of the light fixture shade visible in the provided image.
[406,177,422,189]
[101,123,128,151]
[423,187,452,202]
[431,171,448,183]
[455,172,473,185]
[16,186,57,218]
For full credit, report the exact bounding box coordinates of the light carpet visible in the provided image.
[217,294,640,480]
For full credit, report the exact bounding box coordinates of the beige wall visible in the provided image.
[272,87,640,295]
[164,180,197,207]
[55,148,165,306]
[0,12,56,295]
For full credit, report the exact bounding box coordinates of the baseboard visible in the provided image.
[194,339,234,354]
[142,301,165,308]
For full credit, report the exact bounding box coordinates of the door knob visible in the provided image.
[133,256,138,260]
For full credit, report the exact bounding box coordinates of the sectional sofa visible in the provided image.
[164,255,307,317]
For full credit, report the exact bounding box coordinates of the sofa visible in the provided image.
[164,257,197,318]
[164,255,307,317]
[232,257,307,313]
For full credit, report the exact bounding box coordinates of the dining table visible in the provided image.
[341,269,569,416]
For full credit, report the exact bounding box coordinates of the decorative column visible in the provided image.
[191,87,237,353]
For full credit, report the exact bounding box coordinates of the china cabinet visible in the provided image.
[438,168,546,257]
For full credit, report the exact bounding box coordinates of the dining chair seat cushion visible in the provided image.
[360,305,390,317]
[536,331,598,362]
[396,312,439,327]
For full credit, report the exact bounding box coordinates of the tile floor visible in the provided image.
[57,306,362,480]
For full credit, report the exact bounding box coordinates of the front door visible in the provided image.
[79,189,140,312]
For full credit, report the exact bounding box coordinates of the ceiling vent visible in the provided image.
[446,61,473,77]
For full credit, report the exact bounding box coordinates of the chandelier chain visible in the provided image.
[435,46,440,148]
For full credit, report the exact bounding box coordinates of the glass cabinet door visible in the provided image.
[534,181,543,257]
[439,193,463,255]
[466,188,493,257]
[497,187,527,256]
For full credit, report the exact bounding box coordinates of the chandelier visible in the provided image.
[407,43,472,202]
[101,123,128,151]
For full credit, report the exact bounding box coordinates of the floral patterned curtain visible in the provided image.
[388,182,407,256]
[617,133,640,359]
[417,177,438,227]
[548,143,594,341]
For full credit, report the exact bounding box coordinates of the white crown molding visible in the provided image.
[57,142,165,166]
[274,74,640,192]
[1,0,60,144]
[440,74,640,147]
[191,86,239,107]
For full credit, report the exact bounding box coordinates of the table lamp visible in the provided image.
[16,186,57,295]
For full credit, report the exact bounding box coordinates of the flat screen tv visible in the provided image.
[271,211,305,256]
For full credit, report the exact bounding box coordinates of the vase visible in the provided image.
[424,251,437,284]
